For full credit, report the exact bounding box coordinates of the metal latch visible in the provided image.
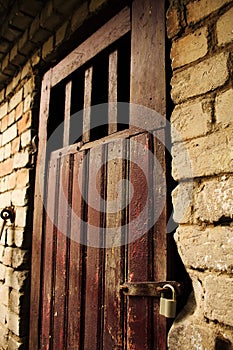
[120,281,182,297]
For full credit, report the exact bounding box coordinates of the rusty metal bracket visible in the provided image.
[120,281,182,297]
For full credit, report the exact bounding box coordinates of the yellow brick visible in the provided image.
[217,7,233,46]
[186,0,231,23]
[171,27,208,68]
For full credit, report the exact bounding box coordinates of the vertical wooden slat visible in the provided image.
[84,145,105,350]
[83,67,93,143]
[108,50,118,135]
[63,80,72,147]
[153,129,167,350]
[29,69,52,350]
[103,139,126,349]
[40,158,59,349]
[130,0,166,122]
[67,151,85,349]
[127,133,152,349]
[53,155,71,350]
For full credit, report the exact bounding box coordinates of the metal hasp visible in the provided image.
[120,281,182,298]
[0,205,15,240]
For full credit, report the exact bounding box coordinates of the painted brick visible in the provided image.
[16,169,30,188]
[169,322,215,350]
[15,207,27,228]
[23,78,34,98]
[14,229,27,249]
[29,15,50,44]
[171,52,229,103]
[6,227,14,247]
[217,6,233,45]
[13,150,30,169]
[172,182,194,224]
[166,6,181,39]
[8,172,17,189]
[89,0,106,13]
[215,88,233,127]
[17,111,31,134]
[18,28,36,57]
[23,95,31,113]
[186,0,231,23]
[71,2,89,33]
[171,98,211,142]
[0,284,9,306]
[0,190,12,206]
[0,158,14,177]
[194,176,233,223]
[40,1,62,31]
[2,247,13,267]
[0,147,3,162]
[15,102,23,121]
[11,137,20,155]
[7,310,28,337]
[0,89,4,102]
[9,89,23,112]
[21,61,32,80]
[175,225,233,272]
[0,264,6,281]
[6,270,29,292]
[9,290,29,315]
[0,102,8,119]
[0,246,4,263]
[2,123,17,146]
[12,188,28,207]
[171,27,208,68]
[172,127,233,180]
[204,275,233,327]
[20,129,31,148]
[8,334,25,350]
[55,21,68,46]
[42,35,54,61]
[8,110,15,126]
[54,0,82,15]
[0,316,8,343]
[1,115,8,132]
[4,142,11,159]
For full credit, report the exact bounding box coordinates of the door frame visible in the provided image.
[29,1,166,348]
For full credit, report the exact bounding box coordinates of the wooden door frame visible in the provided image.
[29,1,165,348]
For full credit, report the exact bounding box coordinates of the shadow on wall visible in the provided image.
[215,337,232,350]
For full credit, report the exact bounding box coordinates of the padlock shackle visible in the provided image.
[163,284,176,300]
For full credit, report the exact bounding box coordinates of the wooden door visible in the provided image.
[30,1,167,349]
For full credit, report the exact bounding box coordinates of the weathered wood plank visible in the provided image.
[29,69,52,350]
[130,0,166,129]
[53,155,71,350]
[40,158,59,349]
[83,67,93,143]
[153,129,167,350]
[84,145,105,350]
[108,50,118,134]
[67,152,85,349]
[52,7,130,86]
[63,80,72,147]
[127,132,152,349]
[103,139,126,349]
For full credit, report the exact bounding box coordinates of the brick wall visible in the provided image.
[0,1,117,348]
[167,0,233,348]
[0,0,233,348]
[0,64,36,348]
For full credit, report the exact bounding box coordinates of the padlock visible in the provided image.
[159,291,166,316]
[163,284,176,318]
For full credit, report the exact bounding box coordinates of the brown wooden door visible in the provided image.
[30,1,167,349]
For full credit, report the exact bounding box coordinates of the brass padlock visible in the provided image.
[159,291,166,316]
[163,284,176,318]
